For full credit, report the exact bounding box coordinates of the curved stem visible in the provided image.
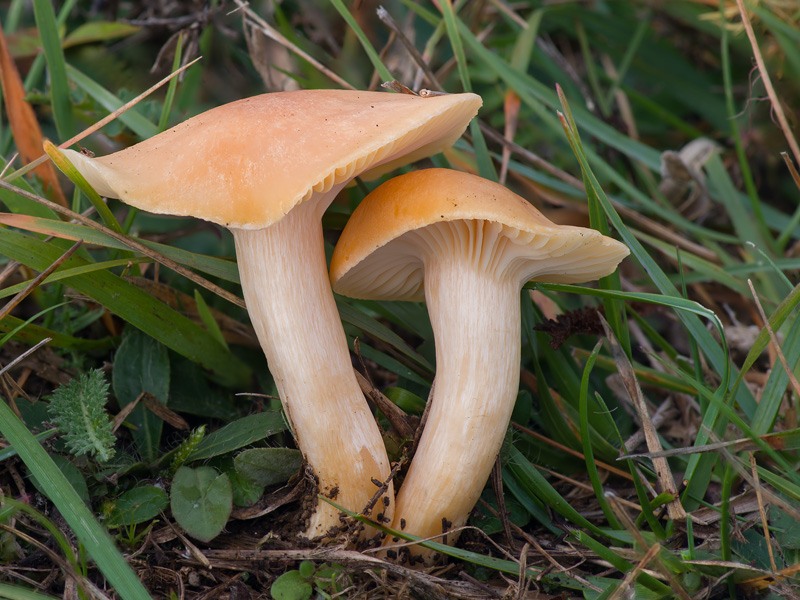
[233,202,393,538]
[389,258,520,561]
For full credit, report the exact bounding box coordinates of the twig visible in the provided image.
[0,523,112,600]
[490,457,514,548]
[512,422,632,480]
[599,315,686,520]
[748,279,800,399]
[0,240,83,321]
[4,58,202,184]
[735,0,800,167]
[376,6,443,91]
[0,338,52,377]
[0,179,246,309]
[354,370,415,441]
[479,120,585,190]
[749,452,778,573]
[233,0,356,91]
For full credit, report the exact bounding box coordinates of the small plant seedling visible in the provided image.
[270,562,347,600]
[46,369,116,462]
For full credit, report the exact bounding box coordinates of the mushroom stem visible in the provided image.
[389,253,520,562]
[232,199,394,538]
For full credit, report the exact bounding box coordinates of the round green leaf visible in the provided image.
[170,466,232,542]
[270,570,312,600]
[298,561,315,578]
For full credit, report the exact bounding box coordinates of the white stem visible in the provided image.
[389,256,520,562]
[233,201,393,538]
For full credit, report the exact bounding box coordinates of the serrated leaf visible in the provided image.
[170,466,232,542]
[47,369,115,462]
[234,448,302,487]
[189,412,287,462]
[105,486,168,529]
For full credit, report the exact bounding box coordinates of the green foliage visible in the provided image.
[113,326,170,462]
[169,466,232,543]
[168,425,206,477]
[187,412,287,462]
[46,369,115,463]
[103,486,169,529]
[2,0,800,596]
[270,562,347,600]
[234,448,303,487]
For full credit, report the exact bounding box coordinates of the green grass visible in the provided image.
[1,1,799,598]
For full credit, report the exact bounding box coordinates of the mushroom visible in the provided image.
[57,91,482,539]
[330,168,629,560]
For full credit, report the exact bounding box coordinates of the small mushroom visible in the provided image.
[330,169,629,560]
[58,91,481,538]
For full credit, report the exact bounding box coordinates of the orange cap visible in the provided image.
[331,169,629,301]
[62,90,482,229]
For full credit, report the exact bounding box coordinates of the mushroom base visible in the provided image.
[233,202,394,539]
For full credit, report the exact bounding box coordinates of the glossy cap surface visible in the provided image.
[63,90,482,229]
[331,169,630,301]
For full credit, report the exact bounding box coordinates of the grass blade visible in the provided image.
[31,0,74,139]
[0,398,152,600]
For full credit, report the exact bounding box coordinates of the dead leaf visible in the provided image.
[658,138,720,221]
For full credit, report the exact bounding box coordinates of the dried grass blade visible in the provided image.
[599,315,686,520]
[0,239,83,321]
[499,91,520,185]
[3,57,202,184]
[0,179,245,309]
[0,337,51,377]
[735,0,800,167]
[234,0,356,90]
[748,279,800,400]
[748,452,778,573]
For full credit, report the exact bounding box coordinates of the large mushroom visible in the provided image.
[330,168,629,561]
[57,91,481,539]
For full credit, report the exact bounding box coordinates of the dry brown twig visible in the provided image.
[598,315,686,520]
[231,0,356,90]
[735,0,800,168]
[0,179,246,309]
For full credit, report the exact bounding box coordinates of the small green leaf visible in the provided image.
[63,21,140,48]
[189,412,287,462]
[46,369,116,462]
[105,486,168,529]
[228,470,264,508]
[297,561,315,578]
[270,570,312,600]
[234,448,303,487]
[170,466,232,542]
[383,387,426,414]
[0,582,61,599]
